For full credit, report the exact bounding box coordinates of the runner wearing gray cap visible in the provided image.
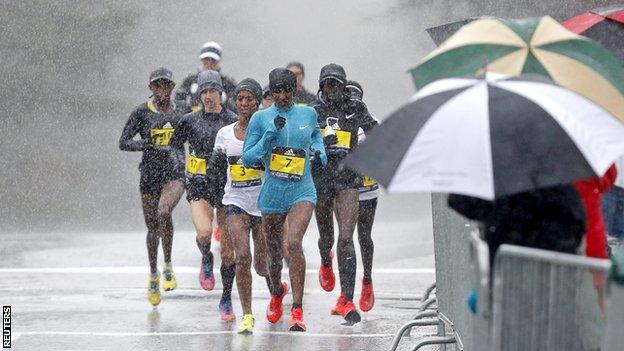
[169,69,239,321]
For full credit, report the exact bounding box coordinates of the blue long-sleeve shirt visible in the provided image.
[242,103,327,213]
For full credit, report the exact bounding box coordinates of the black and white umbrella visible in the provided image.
[345,73,624,200]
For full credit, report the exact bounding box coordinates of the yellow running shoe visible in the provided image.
[147,274,161,306]
[237,314,255,334]
[162,266,177,291]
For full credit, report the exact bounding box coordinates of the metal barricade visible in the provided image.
[490,244,611,351]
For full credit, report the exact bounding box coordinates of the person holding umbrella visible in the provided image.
[312,64,377,324]
[242,68,327,332]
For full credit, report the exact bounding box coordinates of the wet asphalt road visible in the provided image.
[0,194,436,351]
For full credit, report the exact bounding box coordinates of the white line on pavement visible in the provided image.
[14,330,399,338]
[0,266,435,274]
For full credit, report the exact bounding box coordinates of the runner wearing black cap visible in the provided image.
[169,70,239,320]
[208,78,273,333]
[176,41,237,113]
[349,80,378,312]
[312,64,377,324]
[286,61,318,106]
[242,67,327,332]
[119,67,187,306]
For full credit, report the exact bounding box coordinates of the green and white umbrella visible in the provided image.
[412,16,624,121]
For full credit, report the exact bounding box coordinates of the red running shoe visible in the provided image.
[342,300,361,324]
[213,225,221,242]
[266,281,289,323]
[289,307,307,332]
[318,251,335,291]
[359,279,375,312]
[330,293,347,315]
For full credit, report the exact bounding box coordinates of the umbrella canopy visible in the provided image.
[563,5,624,61]
[413,16,624,122]
[426,17,483,46]
[344,73,624,200]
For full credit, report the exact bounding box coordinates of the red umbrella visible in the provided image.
[563,5,624,61]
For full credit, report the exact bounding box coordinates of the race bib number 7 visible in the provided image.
[186,154,207,175]
[269,147,305,181]
[150,128,174,146]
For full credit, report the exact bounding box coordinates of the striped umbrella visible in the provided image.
[563,5,624,61]
[344,74,624,200]
[413,16,624,122]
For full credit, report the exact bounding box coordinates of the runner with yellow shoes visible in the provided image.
[208,78,273,333]
[169,70,239,319]
[119,67,187,306]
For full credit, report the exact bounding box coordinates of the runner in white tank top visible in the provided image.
[207,78,270,334]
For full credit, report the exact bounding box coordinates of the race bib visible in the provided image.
[229,156,262,188]
[150,128,174,146]
[360,176,379,193]
[269,147,306,181]
[322,128,352,149]
[186,154,207,175]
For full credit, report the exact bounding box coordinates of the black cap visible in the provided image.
[269,68,296,93]
[346,80,363,100]
[262,85,271,98]
[149,67,174,84]
[234,78,263,105]
[319,63,346,87]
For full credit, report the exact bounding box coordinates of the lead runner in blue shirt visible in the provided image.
[242,68,327,332]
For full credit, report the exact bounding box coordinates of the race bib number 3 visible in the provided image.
[322,128,351,149]
[269,147,306,181]
[150,128,174,146]
[229,156,262,188]
[186,155,207,175]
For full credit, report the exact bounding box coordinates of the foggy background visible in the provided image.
[0,0,615,234]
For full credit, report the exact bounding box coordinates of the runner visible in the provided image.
[350,80,378,312]
[169,70,238,320]
[286,61,318,106]
[175,41,237,113]
[208,78,270,333]
[242,68,327,332]
[118,67,186,306]
[312,65,377,324]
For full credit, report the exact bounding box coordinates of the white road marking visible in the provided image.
[13,330,401,338]
[0,267,435,274]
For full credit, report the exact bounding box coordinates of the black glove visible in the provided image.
[274,115,286,130]
[323,134,338,148]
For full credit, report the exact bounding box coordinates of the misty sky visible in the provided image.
[1,0,617,233]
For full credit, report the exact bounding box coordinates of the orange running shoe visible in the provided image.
[266,281,289,323]
[342,300,362,324]
[289,307,307,332]
[330,293,347,315]
[359,279,375,312]
[318,251,335,291]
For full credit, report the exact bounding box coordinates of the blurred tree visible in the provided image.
[0,1,138,126]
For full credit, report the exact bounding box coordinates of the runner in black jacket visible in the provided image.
[312,64,377,324]
[169,70,239,321]
[119,67,187,306]
[175,41,237,113]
